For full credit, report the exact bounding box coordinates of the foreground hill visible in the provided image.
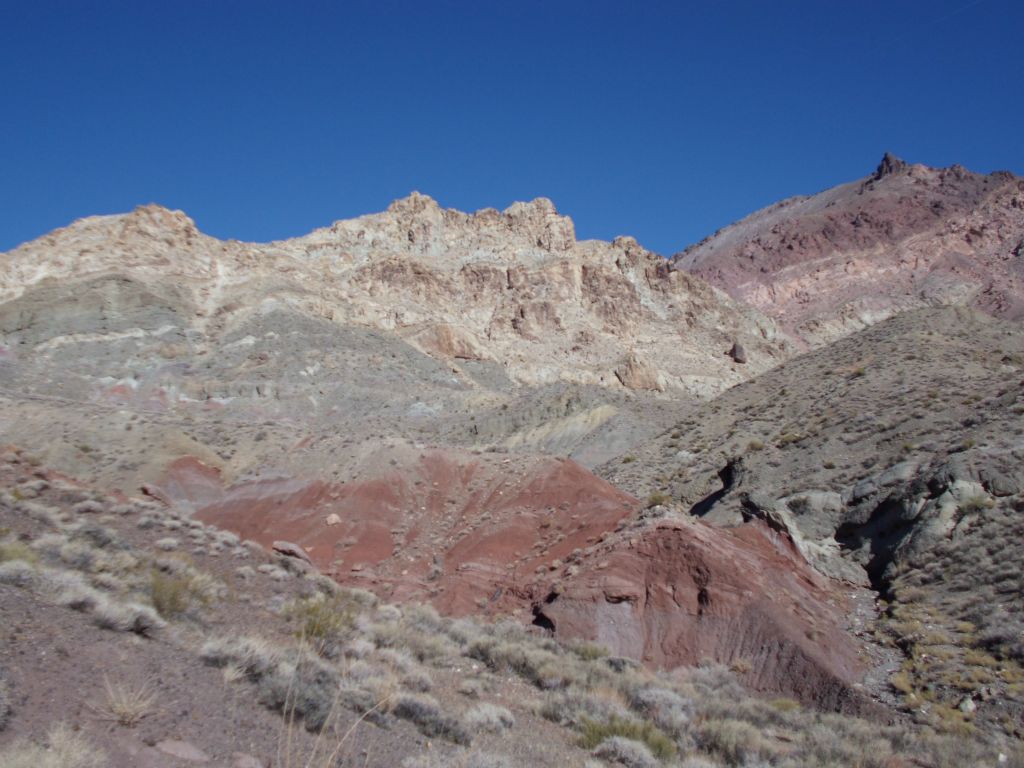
[1,450,1016,767]
[673,155,1024,345]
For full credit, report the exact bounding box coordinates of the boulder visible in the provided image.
[156,740,210,763]
[614,353,665,392]
[272,540,313,565]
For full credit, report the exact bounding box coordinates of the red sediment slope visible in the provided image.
[152,451,871,711]
[153,451,638,615]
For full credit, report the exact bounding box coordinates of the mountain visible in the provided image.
[2,177,1024,762]
[0,195,794,490]
[673,155,1024,345]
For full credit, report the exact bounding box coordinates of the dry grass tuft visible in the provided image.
[90,676,157,726]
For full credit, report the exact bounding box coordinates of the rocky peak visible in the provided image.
[873,152,907,181]
[119,204,200,240]
[386,191,442,216]
[502,197,575,251]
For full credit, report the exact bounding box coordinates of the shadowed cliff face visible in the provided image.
[673,155,1024,345]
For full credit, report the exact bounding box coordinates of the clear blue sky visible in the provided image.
[2,1,1021,255]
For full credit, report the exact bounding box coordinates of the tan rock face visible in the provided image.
[673,156,1024,346]
[614,352,664,391]
[410,323,490,361]
[0,195,790,398]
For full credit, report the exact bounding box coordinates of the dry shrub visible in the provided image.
[694,718,767,766]
[92,597,165,636]
[0,723,106,768]
[286,594,357,656]
[201,636,391,732]
[591,736,659,768]
[464,702,515,734]
[0,670,10,731]
[0,560,38,588]
[392,692,471,745]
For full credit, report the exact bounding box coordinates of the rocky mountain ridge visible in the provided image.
[673,155,1024,345]
[1,194,787,399]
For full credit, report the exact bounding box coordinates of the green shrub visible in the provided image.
[645,493,671,508]
[149,570,211,619]
[578,715,676,760]
[286,594,356,654]
[0,541,39,565]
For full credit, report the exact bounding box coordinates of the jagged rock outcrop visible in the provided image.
[673,155,1024,345]
[593,307,1024,726]
[873,151,907,180]
[600,306,1024,584]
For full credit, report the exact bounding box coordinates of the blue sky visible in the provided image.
[1,1,1021,255]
